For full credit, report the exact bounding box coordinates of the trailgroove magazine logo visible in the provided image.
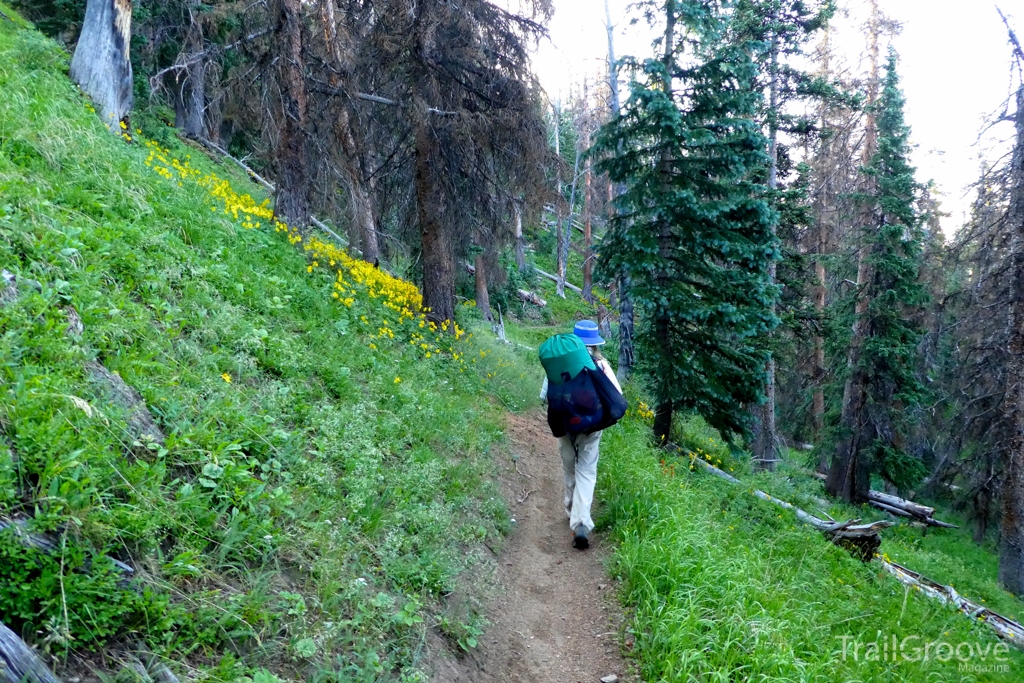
[837,634,1011,670]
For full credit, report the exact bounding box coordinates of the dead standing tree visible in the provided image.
[71,0,133,131]
[604,0,634,381]
[999,10,1024,596]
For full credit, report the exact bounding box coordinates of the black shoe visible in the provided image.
[572,526,590,550]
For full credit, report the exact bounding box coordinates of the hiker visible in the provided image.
[540,320,623,550]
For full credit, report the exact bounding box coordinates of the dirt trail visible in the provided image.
[430,410,635,683]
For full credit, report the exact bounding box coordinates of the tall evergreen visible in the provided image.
[735,0,836,469]
[593,0,779,444]
[826,49,927,502]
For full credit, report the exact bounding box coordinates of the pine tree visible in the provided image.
[593,0,779,444]
[735,0,835,470]
[825,48,927,502]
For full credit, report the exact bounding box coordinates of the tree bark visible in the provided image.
[605,0,633,382]
[182,55,207,139]
[415,120,456,324]
[974,482,991,544]
[582,90,594,303]
[826,0,880,503]
[474,252,494,322]
[514,200,527,272]
[320,0,379,263]
[70,0,133,132]
[1000,84,1024,598]
[754,14,781,472]
[553,101,567,299]
[273,0,311,232]
[652,0,676,445]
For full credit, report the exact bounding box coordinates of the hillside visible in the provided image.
[3,7,1024,683]
[0,10,539,680]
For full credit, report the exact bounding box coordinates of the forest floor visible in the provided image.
[429,409,636,683]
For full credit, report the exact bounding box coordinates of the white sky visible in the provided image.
[531,0,1023,236]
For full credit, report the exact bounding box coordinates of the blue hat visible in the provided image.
[573,320,605,346]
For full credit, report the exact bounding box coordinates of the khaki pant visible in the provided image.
[559,431,602,533]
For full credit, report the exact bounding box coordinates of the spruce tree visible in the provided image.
[825,48,927,502]
[593,0,779,444]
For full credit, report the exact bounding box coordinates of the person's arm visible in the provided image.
[596,358,622,394]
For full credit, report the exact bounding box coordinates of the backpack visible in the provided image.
[539,334,595,385]
[539,335,627,438]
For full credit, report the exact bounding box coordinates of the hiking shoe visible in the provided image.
[572,526,590,550]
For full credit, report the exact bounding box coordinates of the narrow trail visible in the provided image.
[430,410,635,683]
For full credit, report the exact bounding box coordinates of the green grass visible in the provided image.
[0,15,520,681]
[752,457,1024,627]
[4,7,1023,683]
[598,413,1024,682]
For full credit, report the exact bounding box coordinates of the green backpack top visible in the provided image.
[539,334,596,385]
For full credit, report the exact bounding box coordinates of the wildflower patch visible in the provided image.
[139,138,480,373]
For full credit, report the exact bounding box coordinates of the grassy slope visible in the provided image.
[595,418,1024,682]
[4,7,1024,683]
[0,13,539,681]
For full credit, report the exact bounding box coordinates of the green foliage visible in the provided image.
[593,0,779,442]
[597,413,1024,682]
[0,17,517,680]
[833,49,928,491]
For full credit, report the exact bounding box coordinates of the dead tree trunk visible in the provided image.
[70,0,133,132]
[826,0,881,503]
[753,15,781,472]
[182,57,207,139]
[582,87,595,303]
[811,28,836,469]
[474,252,494,322]
[0,619,61,683]
[514,200,527,272]
[273,0,311,232]
[605,0,633,382]
[553,101,567,299]
[1001,83,1024,598]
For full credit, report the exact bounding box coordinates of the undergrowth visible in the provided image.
[598,411,1024,682]
[4,6,1024,683]
[0,13,528,681]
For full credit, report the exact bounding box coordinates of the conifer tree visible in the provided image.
[593,0,779,444]
[826,49,927,502]
[734,0,835,470]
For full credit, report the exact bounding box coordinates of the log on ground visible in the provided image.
[0,619,61,683]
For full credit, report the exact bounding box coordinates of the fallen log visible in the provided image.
[807,472,958,528]
[534,268,583,295]
[691,456,892,560]
[84,361,164,444]
[197,139,360,256]
[689,452,1023,650]
[0,619,61,683]
[0,517,134,574]
[879,558,1024,650]
[517,289,547,307]
[462,262,546,307]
